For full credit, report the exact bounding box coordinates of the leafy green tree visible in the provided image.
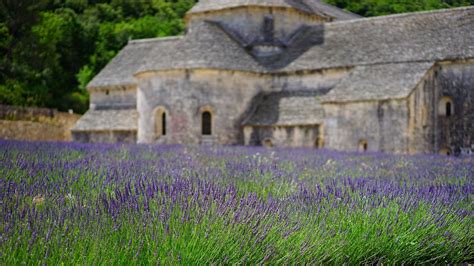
[0,0,51,107]
[31,8,91,111]
[324,0,473,16]
[0,0,471,113]
[76,0,193,97]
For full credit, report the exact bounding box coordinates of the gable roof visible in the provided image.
[321,62,434,103]
[244,91,326,126]
[283,6,474,72]
[136,21,265,75]
[72,109,138,131]
[187,0,360,20]
[87,37,182,89]
[88,6,474,89]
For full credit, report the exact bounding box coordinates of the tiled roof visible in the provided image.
[72,109,138,131]
[243,91,326,126]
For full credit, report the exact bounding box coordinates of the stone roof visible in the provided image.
[89,6,474,89]
[188,0,360,20]
[72,109,138,131]
[87,37,182,89]
[321,62,434,103]
[243,91,326,126]
[284,6,474,72]
[143,7,473,73]
[136,21,265,75]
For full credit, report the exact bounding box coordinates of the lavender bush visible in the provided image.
[1,140,473,264]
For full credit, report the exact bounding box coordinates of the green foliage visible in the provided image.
[0,0,197,113]
[0,0,471,113]
[324,0,473,16]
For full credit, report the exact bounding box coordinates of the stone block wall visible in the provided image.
[0,105,80,142]
[434,63,474,154]
[407,70,436,154]
[323,100,409,153]
[89,86,137,110]
[407,62,474,155]
[137,69,273,145]
[244,125,321,148]
[322,61,474,155]
[72,131,136,143]
[187,6,325,40]
[136,69,346,145]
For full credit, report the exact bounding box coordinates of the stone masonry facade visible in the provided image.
[73,0,474,155]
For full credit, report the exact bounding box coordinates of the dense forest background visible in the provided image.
[1,0,472,113]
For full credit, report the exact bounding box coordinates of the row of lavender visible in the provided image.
[1,140,473,264]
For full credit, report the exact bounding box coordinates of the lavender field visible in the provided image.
[1,140,473,264]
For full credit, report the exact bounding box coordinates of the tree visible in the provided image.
[324,0,473,17]
[0,0,471,113]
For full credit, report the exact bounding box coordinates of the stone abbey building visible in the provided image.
[72,0,474,154]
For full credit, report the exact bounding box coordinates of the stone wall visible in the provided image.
[323,61,474,155]
[407,70,435,154]
[407,62,474,155]
[0,105,80,142]
[89,86,137,110]
[136,69,347,145]
[244,125,321,148]
[72,131,136,143]
[323,100,409,153]
[137,69,271,145]
[434,63,474,154]
[187,6,325,39]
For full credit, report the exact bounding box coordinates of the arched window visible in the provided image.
[154,107,167,139]
[161,112,167,136]
[439,96,454,117]
[359,140,368,152]
[202,111,212,135]
[446,102,452,117]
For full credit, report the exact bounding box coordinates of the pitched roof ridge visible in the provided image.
[327,5,474,25]
[129,36,184,44]
[320,61,435,103]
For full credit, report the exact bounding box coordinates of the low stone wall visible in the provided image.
[0,105,81,142]
[72,131,137,143]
